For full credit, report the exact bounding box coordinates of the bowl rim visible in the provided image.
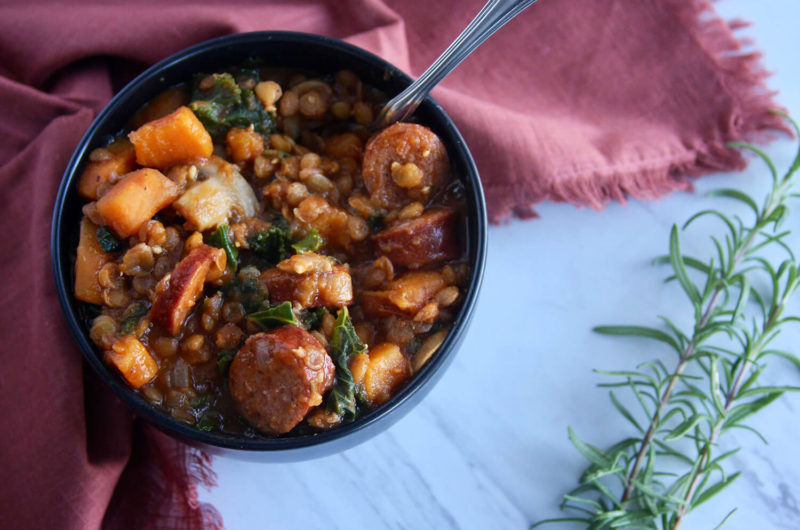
[51,30,487,454]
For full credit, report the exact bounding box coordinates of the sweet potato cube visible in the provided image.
[129,106,213,169]
[150,245,226,335]
[104,335,158,389]
[363,343,410,405]
[74,217,112,305]
[77,139,137,200]
[130,87,189,129]
[95,168,179,238]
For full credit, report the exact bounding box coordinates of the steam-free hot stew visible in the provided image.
[74,65,467,436]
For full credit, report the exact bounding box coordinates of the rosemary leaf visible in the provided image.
[669,225,701,306]
[705,189,760,217]
[690,472,740,509]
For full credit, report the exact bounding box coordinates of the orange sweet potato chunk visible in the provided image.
[95,168,179,238]
[104,335,158,389]
[77,139,137,200]
[74,217,112,305]
[363,343,410,405]
[129,106,213,169]
[130,87,189,129]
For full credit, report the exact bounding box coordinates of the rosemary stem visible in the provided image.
[620,289,720,502]
[672,299,787,529]
[620,197,778,504]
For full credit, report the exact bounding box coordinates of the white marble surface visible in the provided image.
[199,2,800,528]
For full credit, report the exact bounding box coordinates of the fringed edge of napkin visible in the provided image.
[491,0,789,222]
[184,449,224,530]
[104,423,223,530]
[145,428,224,530]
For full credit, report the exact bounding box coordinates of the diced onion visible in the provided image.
[172,365,190,388]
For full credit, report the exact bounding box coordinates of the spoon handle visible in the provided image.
[374,0,538,129]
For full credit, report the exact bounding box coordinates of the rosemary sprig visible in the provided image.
[534,112,800,530]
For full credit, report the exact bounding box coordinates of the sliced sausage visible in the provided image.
[361,123,449,208]
[260,266,352,308]
[259,252,353,309]
[373,209,460,269]
[150,244,226,335]
[229,326,335,434]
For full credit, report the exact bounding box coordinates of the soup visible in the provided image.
[74,64,467,436]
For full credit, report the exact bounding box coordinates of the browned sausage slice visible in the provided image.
[373,209,460,269]
[229,326,335,434]
[361,123,449,208]
[260,266,353,308]
[259,252,353,309]
[150,244,226,335]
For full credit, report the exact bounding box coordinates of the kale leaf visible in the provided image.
[196,410,221,432]
[247,216,293,266]
[206,224,238,271]
[237,56,263,83]
[96,226,122,253]
[291,228,323,254]
[217,348,237,376]
[226,89,274,135]
[248,301,300,330]
[221,276,268,314]
[191,72,241,106]
[325,307,366,420]
[119,302,150,335]
[189,73,275,139]
[301,307,328,331]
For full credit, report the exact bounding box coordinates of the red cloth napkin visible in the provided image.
[0,0,784,528]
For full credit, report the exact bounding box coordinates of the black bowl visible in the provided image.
[51,31,487,460]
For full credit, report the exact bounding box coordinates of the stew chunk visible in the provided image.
[362,123,449,208]
[373,208,460,269]
[172,157,258,231]
[77,139,137,200]
[95,168,179,238]
[104,335,158,389]
[361,270,447,319]
[74,218,112,305]
[229,326,335,434]
[150,244,226,335]
[129,106,214,169]
[259,252,353,309]
[361,343,410,405]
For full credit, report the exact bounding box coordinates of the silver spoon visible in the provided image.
[373,0,539,129]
